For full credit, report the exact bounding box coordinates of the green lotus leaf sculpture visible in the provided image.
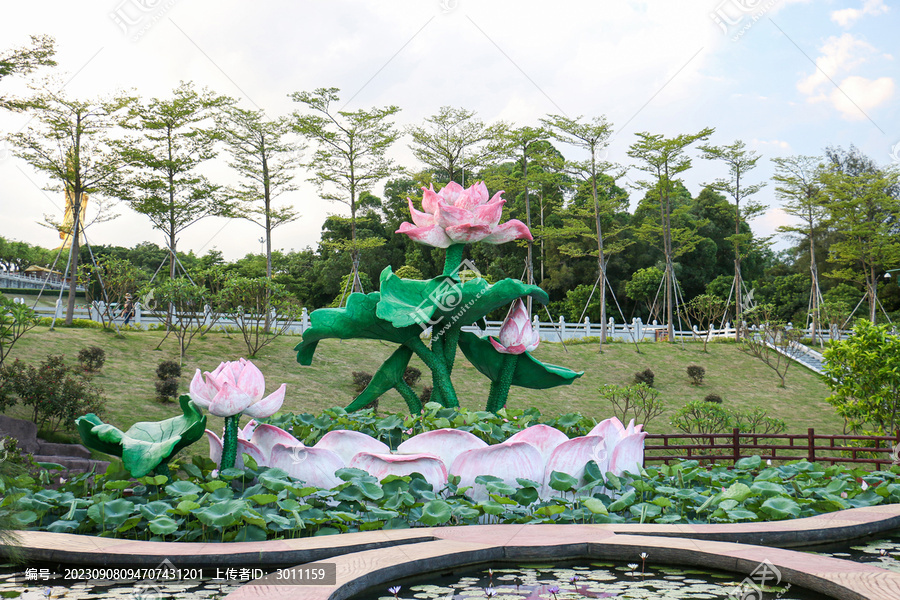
[76,394,207,478]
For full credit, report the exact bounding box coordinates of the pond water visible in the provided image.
[351,563,821,600]
[0,564,241,599]
[806,527,900,573]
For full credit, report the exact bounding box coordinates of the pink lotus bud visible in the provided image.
[396,181,532,248]
[190,358,285,418]
[489,299,540,355]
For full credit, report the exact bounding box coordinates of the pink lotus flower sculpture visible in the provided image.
[204,418,646,501]
[190,358,286,470]
[397,181,533,248]
[489,299,540,355]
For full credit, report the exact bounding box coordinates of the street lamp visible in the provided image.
[885,268,900,282]
[258,237,265,255]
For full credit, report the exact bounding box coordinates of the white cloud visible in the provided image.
[829,75,895,119]
[831,0,889,27]
[797,33,873,96]
[750,139,791,150]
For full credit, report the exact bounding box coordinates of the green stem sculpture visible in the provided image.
[221,414,241,470]
[486,353,518,413]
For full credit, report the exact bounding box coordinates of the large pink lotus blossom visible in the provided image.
[396,181,532,248]
[190,358,285,418]
[490,299,540,354]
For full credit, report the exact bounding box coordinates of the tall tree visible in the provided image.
[627,127,715,340]
[819,147,900,323]
[407,106,506,185]
[700,139,767,339]
[0,34,56,112]
[772,155,826,340]
[113,82,231,280]
[218,106,302,281]
[542,114,618,344]
[291,87,400,293]
[9,90,132,324]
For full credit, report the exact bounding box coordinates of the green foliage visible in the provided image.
[633,368,655,387]
[823,320,900,434]
[598,383,664,429]
[704,394,723,404]
[156,360,182,381]
[154,360,181,403]
[1,355,103,433]
[672,400,786,438]
[7,452,897,541]
[141,276,219,360]
[351,371,373,393]
[0,294,38,368]
[219,274,302,357]
[77,345,106,374]
[740,304,803,387]
[393,265,424,280]
[686,364,705,385]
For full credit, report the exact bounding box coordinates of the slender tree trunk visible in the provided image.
[663,170,674,342]
[734,198,742,342]
[591,158,607,346]
[523,151,534,314]
[64,191,81,326]
[263,152,272,334]
[808,213,818,343]
[540,196,545,283]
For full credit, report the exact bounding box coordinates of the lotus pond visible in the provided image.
[351,563,820,600]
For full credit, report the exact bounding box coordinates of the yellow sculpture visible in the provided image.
[57,189,88,249]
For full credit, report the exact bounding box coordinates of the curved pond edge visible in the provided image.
[7,504,900,567]
[223,527,900,600]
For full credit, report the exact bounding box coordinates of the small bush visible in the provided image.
[352,371,373,393]
[77,346,106,374]
[0,355,103,434]
[156,360,182,381]
[419,386,433,403]
[155,378,180,403]
[704,393,723,404]
[671,400,730,436]
[403,367,422,387]
[633,368,655,387]
[687,364,705,385]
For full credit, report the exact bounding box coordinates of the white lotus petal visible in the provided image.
[608,432,648,477]
[450,442,543,503]
[588,417,626,448]
[269,444,345,489]
[249,423,303,461]
[543,435,607,499]
[504,424,569,463]
[349,452,447,492]
[397,428,487,469]
[314,430,390,464]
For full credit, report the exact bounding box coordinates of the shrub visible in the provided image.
[156,360,182,381]
[155,378,180,403]
[77,346,106,374]
[704,393,723,404]
[732,407,787,435]
[633,368,655,387]
[352,371,373,393]
[0,355,103,434]
[599,383,664,429]
[419,386,433,403]
[403,367,422,387]
[671,400,730,437]
[686,364,705,386]
[154,360,182,403]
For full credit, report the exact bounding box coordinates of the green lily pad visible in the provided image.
[377,267,549,329]
[76,395,207,478]
[458,331,583,389]
[759,497,801,520]
[419,500,452,525]
[295,291,422,365]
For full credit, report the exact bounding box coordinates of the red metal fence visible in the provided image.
[644,428,900,469]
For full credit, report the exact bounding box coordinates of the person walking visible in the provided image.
[120,293,135,326]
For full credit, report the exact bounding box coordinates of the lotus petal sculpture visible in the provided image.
[450,442,544,503]
[489,299,540,355]
[349,452,448,493]
[397,428,487,469]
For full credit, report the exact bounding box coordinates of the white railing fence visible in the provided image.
[17,299,855,342]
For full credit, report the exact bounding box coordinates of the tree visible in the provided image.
[0,34,55,112]
[681,293,726,352]
[773,155,826,340]
[819,147,900,323]
[700,140,767,339]
[407,106,505,184]
[627,127,715,341]
[542,114,618,344]
[141,276,221,361]
[218,106,302,282]
[291,87,400,293]
[626,266,665,321]
[0,294,38,368]
[823,321,900,434]
[739,304,803,388]
[218,275,302,357]
[113,82,231,281]
[77,256,142,329]
[9,90,132,324]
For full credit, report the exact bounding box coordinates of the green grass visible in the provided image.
[1,326,842,438]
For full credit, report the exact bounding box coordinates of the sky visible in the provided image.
[0,0,897,263]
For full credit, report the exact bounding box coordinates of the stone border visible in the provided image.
[224,527,900,600]
[10,504,900,567]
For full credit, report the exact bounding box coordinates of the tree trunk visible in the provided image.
[734,196,742,342]
[591,161,607,346]
[523,152,534,315]
[64,192,81,326]
[809,222,818,343]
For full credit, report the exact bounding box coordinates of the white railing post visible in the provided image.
[584,317,591,338]
[135,302,142,327]
[301,307,309,333]
[608,317,615,339]
[558,315,565,339]
[55,299,63,319]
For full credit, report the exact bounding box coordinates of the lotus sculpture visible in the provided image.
[296,180,582,414]
[208,416,646,500]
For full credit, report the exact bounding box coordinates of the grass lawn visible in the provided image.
[1,326,843,440]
